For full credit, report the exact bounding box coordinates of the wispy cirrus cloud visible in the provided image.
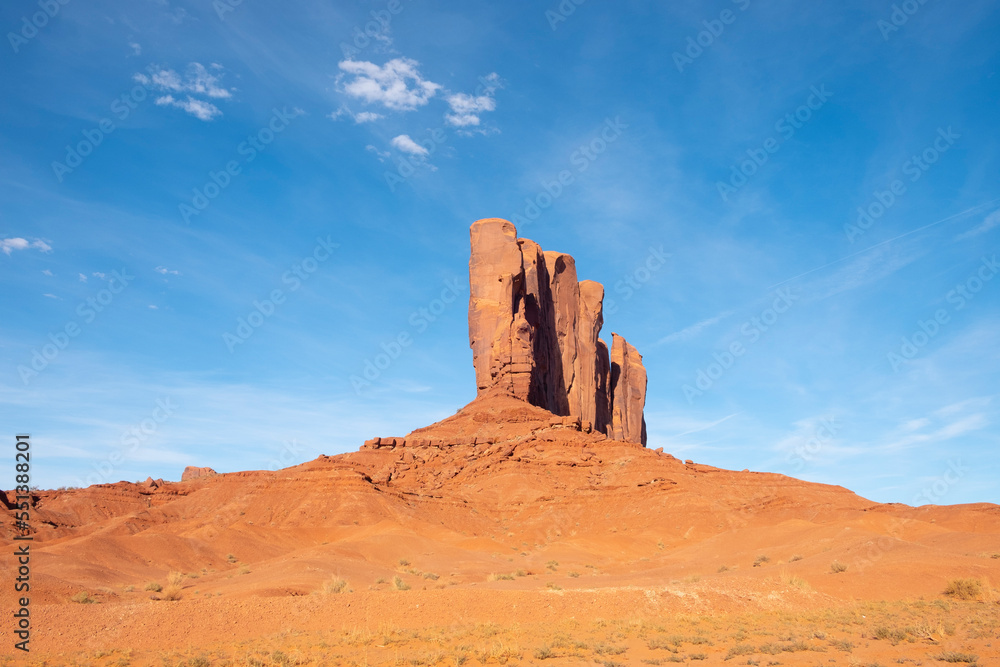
[135,62,233,121]
[658,309,734,345]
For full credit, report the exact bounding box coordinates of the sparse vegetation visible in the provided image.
[753,555,770,567]
[943,578,983,600]
[323,577,348,594]
[830,560,848,573]
[546,560,559,570]
[546,582,562,590]
[487,572,515,581]
[145,582,162,592]
[933,651,979,663]
[393,575,410,590]
[422,572,440,580]
[789,554,804,562]
[568,571,580,578]
[398,558,411,567]
[717,565,729,572]
[70,591,97,604]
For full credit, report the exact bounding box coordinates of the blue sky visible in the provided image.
[2,0,998,504]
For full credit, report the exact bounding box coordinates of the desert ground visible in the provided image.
[3,394,998,666]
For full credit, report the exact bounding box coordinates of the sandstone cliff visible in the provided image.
[467,218,646,444]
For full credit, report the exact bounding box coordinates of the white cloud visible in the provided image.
[337,58,441,111]
[353,111,383,123]
[129,42,142,56]
[78,273,88,282]
[136,62,232,120]
[43,293,58,299]
[328,106,384,124]
[42,269,52,276]
[390,134,429,157]
[92,272,106,279]
[155,266,180,275]
[1,237,52,255]
[957,208,1000,240]
[155,95,222,121]
[444,73,502,128]
[148,304,159,309]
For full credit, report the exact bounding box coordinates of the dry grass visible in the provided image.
[70,591,97,604]
[322,577,348,594]
[943,578,984,600]
[830,560,848,573]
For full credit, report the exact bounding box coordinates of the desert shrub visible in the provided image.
[534,645,554,659]
[488,572,515,581]
[546,560,559,570]
[943,578,983,600]
[160,583,182,601]
[323,578,348,594]
[568,571,581,578]
[423,572,439,580]
[393,575,410,590]
[145,582,162,592]
[873,627,907,644]
[167,571,185,586]
[717,565,729,573]
[724,644,755,659]
[70,591,97,604]
[829,638,853,652]
[933,651,979,663]
[546,582,562,590]
[789,554,804,562]
[398,558,411,566]
[753,555,770,567]
[830,560,848,573]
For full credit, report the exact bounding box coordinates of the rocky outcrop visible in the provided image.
[609,333,647,446]
[181,466,216,481]
[467,218,647,444]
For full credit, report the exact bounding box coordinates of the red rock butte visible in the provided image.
[467,218,646,445]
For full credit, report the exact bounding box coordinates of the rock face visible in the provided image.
[181,466,216,481]
[609,333,647,446]
[467,218,647,444]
